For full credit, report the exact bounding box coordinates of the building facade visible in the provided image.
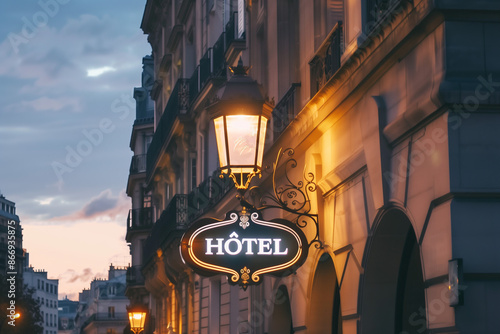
[0,193,24,277]
[125,54,155,331]
[58,297,78,334]
[75,265,129,334]
[23,257,59,334]
[127,0,500,333]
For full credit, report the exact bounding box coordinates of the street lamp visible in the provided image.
[127,305,147,334]
[208,59,273,192]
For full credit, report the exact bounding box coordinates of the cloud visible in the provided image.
[87,66,116,77]
[35,197,54,206]
[60,268,95,283]
[49,189,129,224]
[82,189,118,217]
[0,13,148,94]
[16,96,81,112]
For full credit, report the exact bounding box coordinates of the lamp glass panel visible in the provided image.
[129,312,146,329]
[256,116,268,168]
[225,115,259,172]
[213,116,228,169]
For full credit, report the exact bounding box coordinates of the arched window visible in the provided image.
[360,208,426,333]
[268,286,294,334]
[309,253,342,334]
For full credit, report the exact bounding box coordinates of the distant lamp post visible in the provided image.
[127,305,147,334]
[208,59,273,192]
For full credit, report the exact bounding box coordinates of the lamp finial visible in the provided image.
[229,57,250,75]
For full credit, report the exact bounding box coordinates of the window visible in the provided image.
[191,158,197,190]
[143,190,152,208]
[108,306,115,318]
[50,285,53,293]
[38,279,40,289]
[145,135,153,152]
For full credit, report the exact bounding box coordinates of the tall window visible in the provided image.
[191,158,197,190]
[277,0,300,99]
[143,190,152,208]
[108,306,115,318]
[314,0,344,50]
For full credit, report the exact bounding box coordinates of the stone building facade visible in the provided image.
[126,0,500,333]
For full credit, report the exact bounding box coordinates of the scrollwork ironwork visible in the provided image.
[239,148,323,249]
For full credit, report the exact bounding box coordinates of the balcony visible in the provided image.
[142,172,234,265]
[272,83,301,139]
[189,33,227,105]
[142,194,188,264]
[225,11,246,64]
[127,207,153,231]
[188,170,234,219]
[126,265,145,286]
[146,78,190,180]
[309,22,343,97]
[81,313,128,330]
[129,154,147,174]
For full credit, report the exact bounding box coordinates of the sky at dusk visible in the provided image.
[0,1,151,300]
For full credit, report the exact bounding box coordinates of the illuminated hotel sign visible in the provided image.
[180,210,308,289]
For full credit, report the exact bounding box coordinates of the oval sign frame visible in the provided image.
[180,210,308,289]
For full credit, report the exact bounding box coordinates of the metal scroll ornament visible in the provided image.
[241,148,323,249]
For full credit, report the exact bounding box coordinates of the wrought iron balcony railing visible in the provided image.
[272,83,301,139]
[142,171,234,265]
[129,154,147,174]
[146,78,190,179]
[189,32,227,104]
[309,22,343,97]
[126,265,145,286]
[188,170,234,219]
[142,194,188,264]
[127,207,153,230]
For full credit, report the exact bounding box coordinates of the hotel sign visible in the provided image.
[180,210,308,289]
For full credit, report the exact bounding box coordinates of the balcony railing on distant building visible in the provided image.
[129,154,147,174]
[189,34,227,104]
[146,78,190,179]
[309,22,343,97]
[126,265,145,286]
[127,207,153,231]
[81,313,128,330]
[142,171,234,265]
[142,194,188,264]
[272,83,301,139]
[133,116,154,126]
[188,170,234,218]
[188,11,246,105]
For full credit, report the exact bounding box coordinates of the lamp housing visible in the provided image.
[208,62,273,191]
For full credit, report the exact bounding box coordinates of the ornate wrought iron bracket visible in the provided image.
[236,148,324,249]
